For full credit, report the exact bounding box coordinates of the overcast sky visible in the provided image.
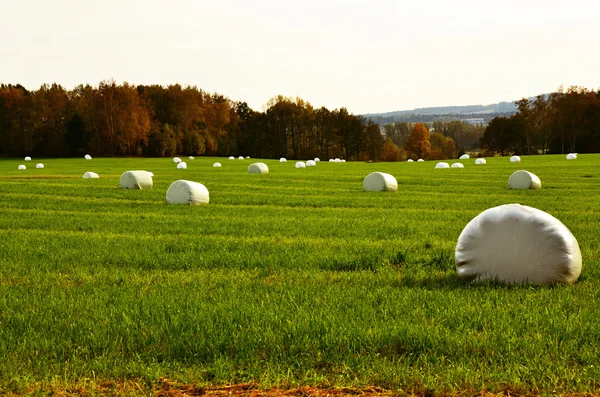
[1,0,599,114]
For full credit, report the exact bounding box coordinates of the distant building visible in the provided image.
[461,118,486,126]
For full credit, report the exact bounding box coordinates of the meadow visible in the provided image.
[0,155,599,395]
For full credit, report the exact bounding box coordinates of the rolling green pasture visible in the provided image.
[0,155,599,394]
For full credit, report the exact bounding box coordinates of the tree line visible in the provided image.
[481,86,600,155]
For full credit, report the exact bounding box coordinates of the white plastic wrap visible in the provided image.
[435,162,450,169]
[451,163,464,168]
[314,158,320,162]
[119,170,153,189]
[460,154,470,159]
[475,158,486,165]
[213,162,222,167]
[510,155,521,163]
[455,204,582,285]
[508,170,541,189]
[228,156,235,160]
[248,162,269,173]
[295,161,306,169]
[334,158,341,162]
[363,172,398,192]
[83,172,99,179]
[24,156,31,161]
[238,156,244,160]
[566,153,577,160]
[417,159,424,162]
[18,165,26,170]
[306,160,316,166]
[177,162,187,169]
[166,180,209,205]
[189,156,195,160]
[407,159,414,162]
[280,158,287,162]
[36,163,44,169]
[84,154,92,160]
[173,157,182,163]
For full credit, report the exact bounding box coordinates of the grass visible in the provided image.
[0,155,599,395]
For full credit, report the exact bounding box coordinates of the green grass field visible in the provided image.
[0,155,599,395]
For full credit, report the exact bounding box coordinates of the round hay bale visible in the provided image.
[24,156,31,161]
[341,159,346,163]
[189,156,195,160]
[329,159,334,162]
[213,162,222,167]
[228,156,235,160]
[508,170,541,189]
[460,154,470,160]
[475,158,486,165]
[451,163,465,168]
[120,170,153,189]
[435,162,450,169]
[166,180,209,205]
[18,165,26,170]
[280,158,287,162]
[455,204,581,285]
[36,163,44,169]
[306,160,316,166]
[407,159,414,162]
[334,158,341,162]
[173,157,182,163]
[314,158,320,162]
[177,162,187,169]
[510,155,521,163]
[295,161,306,169]
[363,172,398,192]
[566,153,577,160]
[248,162,269,174]
[417,159,424,162]
[83,172,99,179]
[238,156,244,160]
[84,154,92,160]
[245,156,250,159]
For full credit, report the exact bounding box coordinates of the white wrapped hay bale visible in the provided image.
[329,159,334,162]
[460,154,470,160]
[119,170,153,189]
[306,160,316,166]
[238,156,244,160]
[248,162,269,174]
[566,153,577,160]
[510,155,521,163]
[245,156,250,159]
[508,170,541,189]
[280,158,287,162]
[455,204,582,285]
[213,162,222,167]
[407,159,414,162]
[177,162,187,169]
[475,158,486,165]
[147,171,154,177]
[18,165,26,170]
[84,154,92,160]
[314,158,320,162]
[363,172,398,192]
[435,162,450,169]
[83,172,99,179]
[341,159,346,163]
[417,159,424,162]
[36,163,44,169]
[228,156,235,160]
[166,180,209,205]
[24,156,31,161]
[189,156,195,160]
[334,158,341,162]
[173,157,182,163]
[451,163,465,168]
[295,161,306,169]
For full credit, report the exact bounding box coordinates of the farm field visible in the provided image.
[0,155,599,395]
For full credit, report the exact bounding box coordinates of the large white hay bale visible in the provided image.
[166,180,209,205]
[228,156,235,160]
[177,162,187,169]
[189,156,195,160]
[510,155,521,163]
[295,161,306,169]
[460,154,470,160]
[18,165,26,170]
[508,170,541,189]
[119,170,153,189]
[306,160,316,166]
[84,154,92,160]
[173,157,182,163]
[314,158,320,162]
[475,158,486,165]
[248,162,269,174]
[36,163,44,169]
[24,156,31,161]
[417,159,424,162]
[407,159,414,162]
[280,157,287,162]
[566,153,577,160]
[451,163,465,168]
[435,162,450,169]
[334,158,341,162]
[455,204,581,285]
[238,156,244,160]
[213,162,222,167]
[83,172,99,179]
[363,172,398,192]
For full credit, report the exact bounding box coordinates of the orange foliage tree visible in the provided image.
[381,138,401,161]
[404,123,431,159]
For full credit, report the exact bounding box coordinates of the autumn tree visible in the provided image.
[429,132,457,160]
[381,138,401,161]
[404,123,431,159]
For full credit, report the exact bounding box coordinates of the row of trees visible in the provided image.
[481,86,600,155]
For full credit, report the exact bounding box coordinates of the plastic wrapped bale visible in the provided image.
[177,162,187,169]
[189,156,195,160]
[341,159,346,163]
[24,156,31,161]
[119,170,153,189]
[475,158,486,165]
[417,159,424,162]
[314,158,320,162]
[228,156,235,160]
[83,172,99,179]
[238,156,244,160]
[460,154,470,160]
[248,162,269,174]
[329,159,334,162]
[295,161,306,169]
[407,159,414,162]
[147,171,154,177]
[306,160,316,166]
[451,163,465,168]
[455,204,582,285]
[566,153,577,160]
[510,155,521,163]
[173,157,182,163]
[213,162,222,167]
[166,180,209,205]
[245,156,250,159]
[36,163,44,169]
[363,172,398,192]
[84,154,92,160]
[508,170,541,189]
[280,158,287,162]
[435,162,450,169]
[335,158,341,162]
[18,165,26,170]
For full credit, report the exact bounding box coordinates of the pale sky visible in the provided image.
[1,0,599,114]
